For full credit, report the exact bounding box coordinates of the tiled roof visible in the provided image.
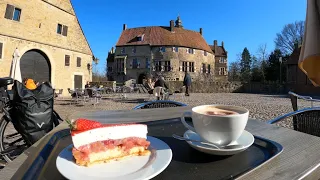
[209,45,227,56]
[116,26,213,53]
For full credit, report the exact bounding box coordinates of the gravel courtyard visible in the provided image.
[54,93,320,128]
[0,93,318,167]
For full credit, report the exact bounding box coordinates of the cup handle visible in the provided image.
[181,111,196,132]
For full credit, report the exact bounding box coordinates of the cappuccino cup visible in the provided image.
[181,105,249,146]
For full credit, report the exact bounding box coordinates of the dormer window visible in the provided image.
[173,47,179,52]
[188,48,195,54]
[137,34,144,41]
[160,47,166,52]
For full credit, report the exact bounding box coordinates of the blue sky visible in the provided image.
[72,0,307,72]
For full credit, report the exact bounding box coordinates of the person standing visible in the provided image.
[85,81,90,88]
[154,76,169,89]
[154,76,169,100]
[183,72,191,96]
[145,77,154,94]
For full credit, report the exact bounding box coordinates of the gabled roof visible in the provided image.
[70,0,93,56]
[209,45,227,56]
[116,26,213,53]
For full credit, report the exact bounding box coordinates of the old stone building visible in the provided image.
[0,0,93,96]
[210,40,228,81]
[107,16,217,83]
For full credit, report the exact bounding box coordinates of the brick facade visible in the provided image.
[0,0,92,96]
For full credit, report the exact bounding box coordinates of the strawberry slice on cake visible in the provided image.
[66,119,150,166]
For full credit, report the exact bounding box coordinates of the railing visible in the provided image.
[289,91,320,107]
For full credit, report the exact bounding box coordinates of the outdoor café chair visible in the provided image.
[68,88,80,105]
[133,100,186,110]
[268,91,320,137]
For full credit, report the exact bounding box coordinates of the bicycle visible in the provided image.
[0,77,63,163]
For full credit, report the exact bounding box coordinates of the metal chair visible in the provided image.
[133,100,187,110]
[268,91,320,137]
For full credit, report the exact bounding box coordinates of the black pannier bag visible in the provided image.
[10,80,57,146]
[0,86,6,112]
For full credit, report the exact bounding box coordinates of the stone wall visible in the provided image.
[111,45,215,83]
[0,0,91,55]
[151,46,215,81]
[167,81,243,93]
[241,82,286,94]
[0,0,93,96]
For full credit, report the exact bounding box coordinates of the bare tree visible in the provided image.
[274,21,305,55]
[228,61,241,81]
[256,43,268,62]
[256,43,268,82]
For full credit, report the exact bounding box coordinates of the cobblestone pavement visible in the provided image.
[55,93,320,128]
[1,93,319,168]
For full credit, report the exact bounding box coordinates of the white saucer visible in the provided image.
[56,136,172,180]
[184,130,255,156]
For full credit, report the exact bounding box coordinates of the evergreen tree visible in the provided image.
[251,55,263,82]
[265,49,287,82]
[240,47,252,82]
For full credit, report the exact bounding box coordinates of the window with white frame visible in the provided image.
[173,47,179,52]
[219,57,226,63]
[163,61,171,71]
[159,47,166,52]
[219,67,226,75]
[57,24,68,36]
[188,48,195,54]
[202,63,206,73]
[4,4,21,22]
[137,34,144,41]
[154,61,161,71]
[181,61,194,72]
[203,51,207,56]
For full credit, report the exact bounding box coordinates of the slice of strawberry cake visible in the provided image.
[67,119,150,166]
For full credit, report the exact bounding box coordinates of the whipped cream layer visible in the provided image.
[71,124,148,149]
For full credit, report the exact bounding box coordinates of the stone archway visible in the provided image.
[138,73,146,84]
[20,49,51,83]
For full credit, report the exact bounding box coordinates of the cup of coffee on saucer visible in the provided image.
[181,105,249,146]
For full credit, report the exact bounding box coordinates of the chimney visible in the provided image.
[199,28,203,35]
[221,41,224,47]
[214,40,218,47]
[123,24,127,31]
[170,20,174,31]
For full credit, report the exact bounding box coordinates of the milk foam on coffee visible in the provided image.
[197,106,239,116]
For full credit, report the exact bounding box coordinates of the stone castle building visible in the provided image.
[0,0,93,96]
[107,16,228,84]
[210,40,228,81]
